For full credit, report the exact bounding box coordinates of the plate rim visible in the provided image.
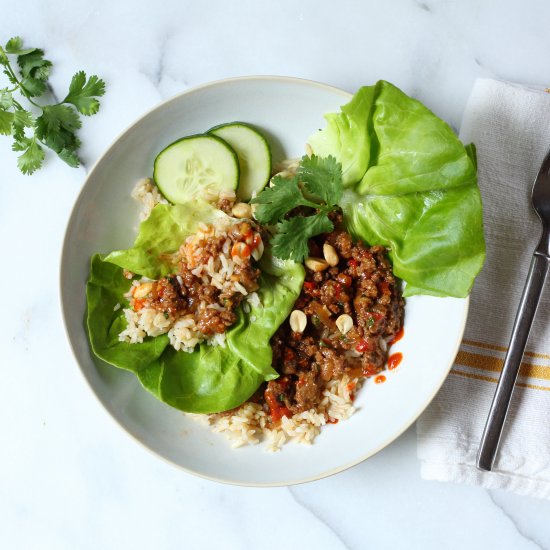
[60,75,470,486]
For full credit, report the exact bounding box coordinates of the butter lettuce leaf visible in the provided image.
[309,81,485,297]
[86,202,305,413]
[86,254,169,386]
[105,201,229,279]
[308,85,376,187]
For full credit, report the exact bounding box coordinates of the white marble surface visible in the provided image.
[2,0,550,548]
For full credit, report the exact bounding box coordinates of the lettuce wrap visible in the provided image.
[309,81,485,297]
[86,200,305,413]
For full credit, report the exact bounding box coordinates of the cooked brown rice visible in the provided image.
[131,178,169,221]
[203,375,360,451]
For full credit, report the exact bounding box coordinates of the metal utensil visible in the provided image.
[477,147,550,471]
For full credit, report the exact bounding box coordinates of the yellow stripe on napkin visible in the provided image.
[455,350,550,381]
[462,339,550,360]
[450,368,550,392]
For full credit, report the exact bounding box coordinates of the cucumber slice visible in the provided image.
[208,122,271,201]
[153,134,239,204]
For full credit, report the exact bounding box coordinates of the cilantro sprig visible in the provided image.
[0,36,105,174]
[251,155,343,262]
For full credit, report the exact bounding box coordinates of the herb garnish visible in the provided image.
[0,36,105,174]
[251,155,343,262]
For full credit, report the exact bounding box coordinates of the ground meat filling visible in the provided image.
[129,220,261,336]
[266,227,404,419]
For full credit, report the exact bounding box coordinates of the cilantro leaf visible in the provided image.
[17,49,52,97]
[17,49,51,79]
[298,154,343,205]
[0,88,13,109]
[251,175,317,224]
[270,213,334,262]
[64,71,106,115]
[252,155,344,262]
[0,109,14,135]
[12,108,33,139]
[12,136,45,174]
[3,67,17,85]
[35,105,82,155]
[4,37,36,56]
[0,48,8,66]
[38,125,81,158]
[57,147,80,168]
[20,76,46,97]
[37,104,81,134]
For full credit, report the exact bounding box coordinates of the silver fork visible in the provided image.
[477,147,550,471]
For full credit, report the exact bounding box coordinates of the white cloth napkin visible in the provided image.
[416,78,550,499]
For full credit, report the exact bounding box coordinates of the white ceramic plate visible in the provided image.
[61,76,468,486]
